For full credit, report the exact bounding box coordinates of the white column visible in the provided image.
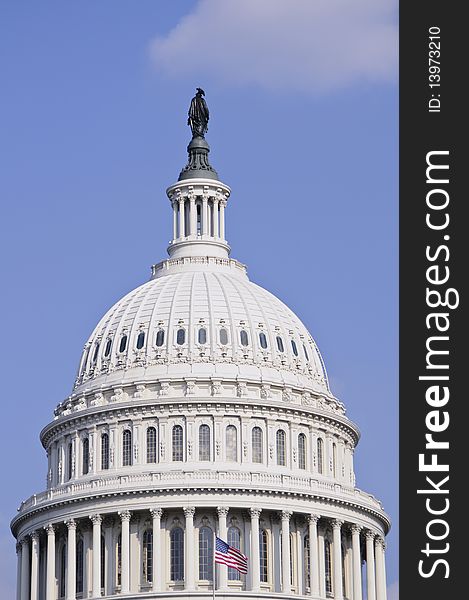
[20,538,30,600]
[375,537,387,600]
[217,507,229,590]
[16,543,22,600]
[307,514,320,596]
[189,194,196,237]
[202,194,209,235]
[172,200,178,239]
[103,518,113,596]
[184,507,196,591]
[30,532,40,600]
[45,525,56,600]
[219,200,226,240]
[90,514,102,598]
[365,531,376,600]
[119,510,131,594]
[351,525,363,600]
[178,198,185,238]
[150,508,163,593]
[332,519,344,600]
[249,508,261,592]
[65,519,76,600]
[213,199,219,238]
[281,511,292,593]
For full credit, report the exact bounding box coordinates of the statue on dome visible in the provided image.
[188,88,209,138]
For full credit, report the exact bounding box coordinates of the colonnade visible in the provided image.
[171,195,226,241]
[16,506,387,600]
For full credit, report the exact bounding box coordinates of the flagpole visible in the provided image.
[213,530,216,600]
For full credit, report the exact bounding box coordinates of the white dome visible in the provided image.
[74,258,330,395]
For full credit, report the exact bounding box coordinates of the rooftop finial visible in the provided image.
[188,88,209,139]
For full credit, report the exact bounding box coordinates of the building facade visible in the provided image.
[11,99,390,600]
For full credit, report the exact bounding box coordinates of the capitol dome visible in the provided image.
[12,92,389,600]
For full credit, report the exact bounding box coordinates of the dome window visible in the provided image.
[155,330,165,347]
[198,327,207,345]
[119,335,128,353]
[291,340,298,356]
[276,336,285,353]
[92,343,100,363]
[136,331,145,350]
[240,330,249,347]
[219,328,228,345]
[303,344,309,361]
[259,332,268,349]
[176,328,186,345]
[104,338,112,358]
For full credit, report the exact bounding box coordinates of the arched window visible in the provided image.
[122,430,132,466]
[60,543,66,597]
[119,334,128,353]
[333,443,337,478]
[82,438,89,475]
[259,529,268,583]
[259,332,268,349]
[92,342,100,363]
[146,427,157,463]
[199,526,214,581]
[101,433,109,470]
[170,528,184,581]
[228,527,241,581]
[67,442,73,480]
[276,336,285,353]
[298,433,306,470]
[101,535,105,589]
[143,529,153,583]
[303,344,309,361]
[198,328,207,344]
[155,329,165,347]
[199,424,211,461]
[317,438,324,475]
[176,328,186,345]
[324,539,332,596]
[291,339,299,356]
[104,338,112,357]
[304,535,310,590]
[225,425,237,462]
[136,331,145,350]
[196,202,202,235]
[252,427,263,463]
[172,425,183,461]
[76,538,84,593]
[276,429,286,466]
[219,328,228,345]
[240,330,249,346]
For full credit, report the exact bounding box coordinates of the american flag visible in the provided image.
[215,536,248,574]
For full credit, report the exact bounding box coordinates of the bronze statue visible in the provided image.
[188,88,209,138]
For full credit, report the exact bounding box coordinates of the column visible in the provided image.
[178,198,185,238]
[332,519,344,600]
[307,514,320,596]
[172,200,178,239]
[375,537,387,600]
[90,514,102,598]
[20,537,30,600]
[184,507,196,591]
[219,200,226,240]
[150,508,163,593]
[189,194,196,236]
[213,199,219,238]
[249,508,261,592]
[66,519,77,600]
[119,510,131,594]
[202,194,209,236]
[350,525,363,600]
[365,531,376,600]
[30,531,40,600]
[217,507,229,590]
[281,511,292,593]
[103,518,114,596]
[16,543,22,600]
[317,530,326,598]
[45,525,56,600]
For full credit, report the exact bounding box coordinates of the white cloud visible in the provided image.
[387,580,399,600]
[149,0,397,94]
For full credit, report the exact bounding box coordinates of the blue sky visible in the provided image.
[0,1,398,596]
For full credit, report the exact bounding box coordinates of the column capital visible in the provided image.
[375,535,386,550]
[217,506,230,518]
[365,529,376,541]
[281,510,293,521]
[30,530,40,542]
[89,513,103,526]
[307,513,321,524]
[249,507,262,519]
[118,510,132,523]
[150,507,163,519]
[44,523,55,536]
[350,523,363,535]
[183,506,196,519]
[16,541,21,554]
[331,518,344,529]
[20,537,29,547]
[65,518,76,530]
